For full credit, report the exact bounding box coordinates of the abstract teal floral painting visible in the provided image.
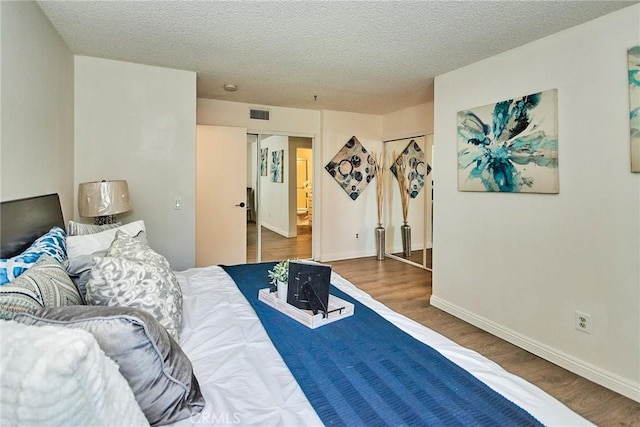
[457,89,559,193]
[271,150,283,183]
[260,148,268,176]
[629,46,640,173]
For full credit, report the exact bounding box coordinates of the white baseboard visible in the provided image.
[430,295,640,402]
[387,242,425,254]
[320,250,374,263]
[261,223,293,238]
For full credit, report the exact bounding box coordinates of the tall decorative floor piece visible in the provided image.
[401,223,411,257]
[375,225,385,261]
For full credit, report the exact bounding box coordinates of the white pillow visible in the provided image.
[67,220,146,259]
[0,320,149,427]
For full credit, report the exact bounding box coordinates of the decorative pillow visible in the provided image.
[0,227,67,285]
[66,220,146,260]
[108,230,171,272]
[15,306,205,426]
[62,249,107,303]
[67,220,121,236]
[1,320,149,427]
[64,231,148,303]
[86,232,182,341]
[0,256,82,320]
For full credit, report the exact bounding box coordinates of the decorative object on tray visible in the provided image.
[78,180,132,224]
[267,259,290,301]
[287,261,331,314]
[258,288,354,329]
[262,260,349,328]
[271,150,284,183]
[393,150,412,257]
[629,46,640,173]
[390,139,429,198]
[457,89,559,193]
[372,151,386,261]
[325,136,375,200]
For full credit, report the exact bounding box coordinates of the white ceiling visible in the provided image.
[38,1,637,115]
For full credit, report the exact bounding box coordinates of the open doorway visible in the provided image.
[246,134,313,263]
[296,147,312,230]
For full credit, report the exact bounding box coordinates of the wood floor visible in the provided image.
[247,222,312,263]
[330,256,640,427]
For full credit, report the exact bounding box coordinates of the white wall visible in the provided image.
[320,110,384,261]
[433,5,640,400]
[0,1,74,219]
[75,57,196,270]
[198,98,321,136]
[382,102,433,141]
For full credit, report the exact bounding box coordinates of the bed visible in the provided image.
[0,194,591,426]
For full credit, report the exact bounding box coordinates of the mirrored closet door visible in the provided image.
[246,133,314,263]
[383,134,433,271]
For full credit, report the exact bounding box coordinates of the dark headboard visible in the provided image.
[1,193,65,258]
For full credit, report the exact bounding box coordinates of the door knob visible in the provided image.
[235,202,245,208]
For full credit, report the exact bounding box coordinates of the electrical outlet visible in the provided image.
[575,311,592,334]
[355,233,359,239]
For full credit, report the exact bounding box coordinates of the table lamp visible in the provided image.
[78,180,132,225]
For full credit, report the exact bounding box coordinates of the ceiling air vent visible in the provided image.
[250,109,270,120]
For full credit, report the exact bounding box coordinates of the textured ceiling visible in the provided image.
[38,1,637,115]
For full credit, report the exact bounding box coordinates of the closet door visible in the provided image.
[196,125,247,266]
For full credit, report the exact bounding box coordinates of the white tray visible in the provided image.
[258,288,354,329]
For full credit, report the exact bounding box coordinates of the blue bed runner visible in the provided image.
[222,263,543,427]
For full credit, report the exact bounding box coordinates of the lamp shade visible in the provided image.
[78,180,132,217]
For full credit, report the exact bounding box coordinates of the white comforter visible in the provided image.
[172,265,591,427]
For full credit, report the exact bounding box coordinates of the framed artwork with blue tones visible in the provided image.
[260,148,268,176]
[325,136,375,200]
[390,139,431,199]
[629,46,640,173]
[271,150,283,183]
[457,89,559,193]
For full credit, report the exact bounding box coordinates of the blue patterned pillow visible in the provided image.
[0,227,67,285]
[0,256,81,319]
